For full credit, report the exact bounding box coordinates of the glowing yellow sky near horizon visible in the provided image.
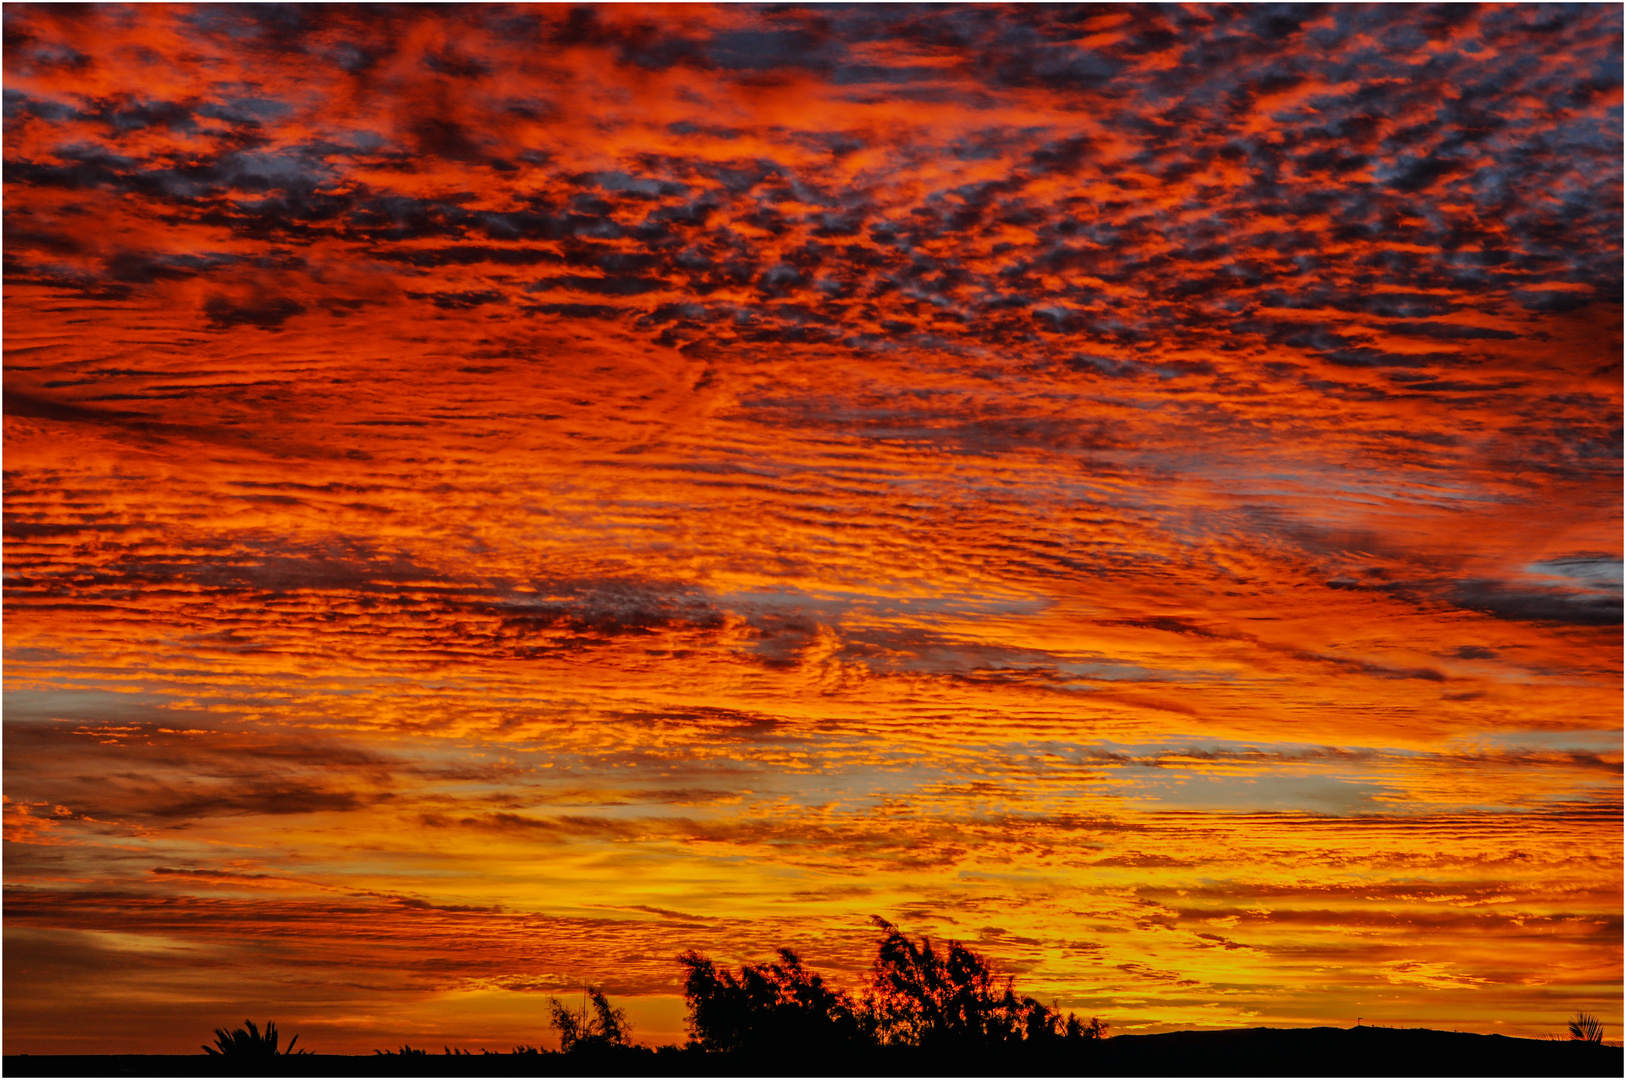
[3,2,1621,1054]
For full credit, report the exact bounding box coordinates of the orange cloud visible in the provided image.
[4,1,1620,1055]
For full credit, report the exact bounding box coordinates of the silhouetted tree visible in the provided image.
[549,987,632,1051]
[867,917,1102,1050]
[677,920,1105,1059]
[679,947,865,1053]
[1569,1012,1604,1044]
[203,1019,309,1056]
[1063,1013,1110,1040]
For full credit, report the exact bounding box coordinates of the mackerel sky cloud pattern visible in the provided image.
[3,2,1621,1053]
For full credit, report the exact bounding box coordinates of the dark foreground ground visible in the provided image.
[6,1026,1621,1077]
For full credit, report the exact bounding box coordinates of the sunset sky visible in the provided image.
[3,2,1621,1055]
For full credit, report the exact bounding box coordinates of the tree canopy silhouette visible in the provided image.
[677,947,866,1053]
[868,916,1106,1048]
[679,916,1105,1057]
[549,988,632,1052]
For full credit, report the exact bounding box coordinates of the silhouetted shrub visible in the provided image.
[868,917,1103,1050]
[550,988,632,1051]
[203,1019,308,1056]
[679,947,867,1053]
[678,917,1106,1057]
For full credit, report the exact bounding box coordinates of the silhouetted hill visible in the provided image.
[5,1026,1621,1077]
[1092,1025,1621,1076]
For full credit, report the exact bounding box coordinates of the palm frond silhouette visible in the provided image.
[202,1019,309,1056]
[1568,1012,1604,1044]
